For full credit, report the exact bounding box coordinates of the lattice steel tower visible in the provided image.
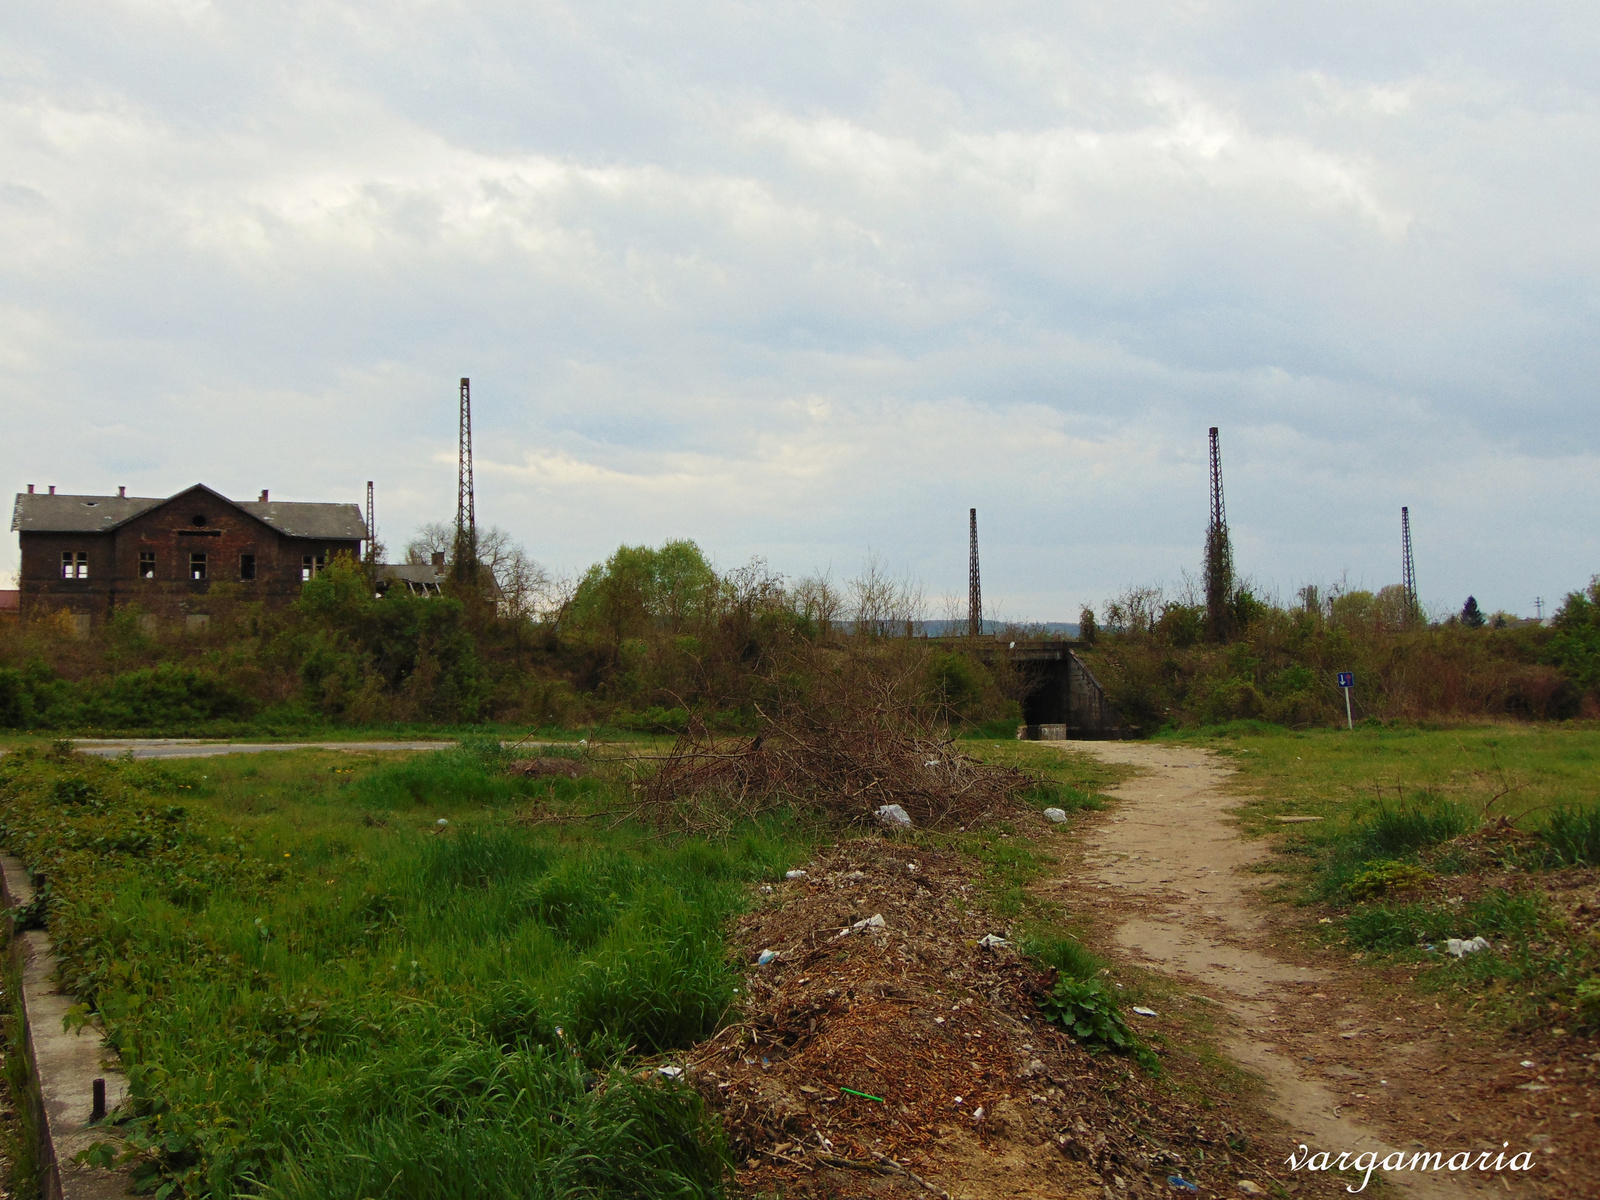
[1204,427,1235,640]
[968,508,982,638]
[454,377,478,584]
[1401,506,1418,622]
[365,480,375,566]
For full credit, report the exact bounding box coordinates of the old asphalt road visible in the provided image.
[66,738,458,759]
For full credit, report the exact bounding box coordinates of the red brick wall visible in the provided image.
[18,493,359,626]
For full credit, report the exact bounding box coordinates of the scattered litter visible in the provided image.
[972,1104,985,1120]
[852,913,887,931]
[577,738,588,746]
[875,804,913,829]
[1520,1060,1536,1067]
[840,1086,884,1102]
[952,1095,963,1105]
[784,869,808,880]
[1446,936,1490,957]
[906,861,919,872]
[759,885,772,894]
[1318,917,1333,924]
[1236,1182,1264,1196]
[1132,1006,1158,1017]
[435,818,448,827]
[757,949,779,965]
[923,759,940,768]
[1043,807,1068,823]
[977,933,1009,948]
[657,1065,682,1079]
[1168,1176,1199,1193]
[1516,1083,1549,1091]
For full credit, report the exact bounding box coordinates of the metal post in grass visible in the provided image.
[1337,671,1354,730]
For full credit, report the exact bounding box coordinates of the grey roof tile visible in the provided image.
[12,489,367,540]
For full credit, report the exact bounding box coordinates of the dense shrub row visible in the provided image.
[1079,583,1592,731]
[0,546,1016,734]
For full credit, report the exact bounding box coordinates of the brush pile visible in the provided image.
[636,648,1028,831]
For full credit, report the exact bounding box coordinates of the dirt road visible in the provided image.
[1057,742,1497,1199]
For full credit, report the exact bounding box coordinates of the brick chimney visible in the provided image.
[431,551,446,570]
[48,485,55,495]
[260,489,269,502]
[118,485,126,498]
[27,484,34,494]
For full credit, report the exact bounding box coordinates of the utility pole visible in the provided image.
[1204,427,1234,641]
[365,480,376,566]
[454,377,478,585]
[968,508,982,638]
[1401,506,1419,624]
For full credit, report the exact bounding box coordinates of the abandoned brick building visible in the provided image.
[10,483,367,630]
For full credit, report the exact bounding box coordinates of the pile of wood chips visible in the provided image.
[671,837,1301,1199]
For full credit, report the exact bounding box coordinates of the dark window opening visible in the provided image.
[301,554,327,582]
[60,551,88,579]
[190,552,207,581]
[139,551,155,579]
[192,514,208,526]
[240,553,256,581]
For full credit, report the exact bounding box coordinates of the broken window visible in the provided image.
[190,552,207,581]
[239,553,256,581]
[301,554,327,581]
[139,551,156,579]
[60,551,88,579]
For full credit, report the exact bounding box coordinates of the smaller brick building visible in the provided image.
[10,483,367,628]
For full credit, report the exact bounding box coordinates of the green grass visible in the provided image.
[0,743,809,1198]
[1176,722,1600,1030]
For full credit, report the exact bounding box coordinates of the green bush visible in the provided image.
[0,661,81,728]
[1352,797,1473,860]
[1541,805,1600,867]
[83,664,255,727]
[1037,977,1157,1072]
[1342,860,1436,901]
[1022,934,1104,982]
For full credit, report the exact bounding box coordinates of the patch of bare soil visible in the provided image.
[1050,742,1599,1200]
[685,837,1326,1200]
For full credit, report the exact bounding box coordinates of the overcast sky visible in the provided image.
[3,2,1597,619]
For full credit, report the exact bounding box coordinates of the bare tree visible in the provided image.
[789,570,844,635]
[404,522,564,621]
[1104,584,1164,636]
[848,552,927,637]
[404,522,454,565]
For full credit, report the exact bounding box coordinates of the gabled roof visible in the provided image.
[375,563,448,585]
[10,493,164,533]
[12,485,367,541]
[235,501,367,541]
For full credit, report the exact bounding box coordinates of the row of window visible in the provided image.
[63,552,329,582]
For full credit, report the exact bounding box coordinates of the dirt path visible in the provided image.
[1056,742,1497,1199]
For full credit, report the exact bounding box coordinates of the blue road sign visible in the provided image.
[1337,672,1355,689]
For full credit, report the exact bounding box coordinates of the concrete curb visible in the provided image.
[1,855,132,1199]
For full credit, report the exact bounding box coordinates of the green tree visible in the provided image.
[1541,577,1600,694]
[1460,596,1486,629]
[566,540,718,651]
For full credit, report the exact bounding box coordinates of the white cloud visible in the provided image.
[2,1,1598,614]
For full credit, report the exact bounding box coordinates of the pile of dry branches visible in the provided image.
[635,646,1027,831]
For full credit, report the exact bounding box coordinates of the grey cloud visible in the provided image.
[2,1,1598,616]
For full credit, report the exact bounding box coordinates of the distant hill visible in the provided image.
[916,620,1081,638]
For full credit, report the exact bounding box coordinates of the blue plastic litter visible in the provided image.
[1167,1176,1199,1193]
[757,949,778,965]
